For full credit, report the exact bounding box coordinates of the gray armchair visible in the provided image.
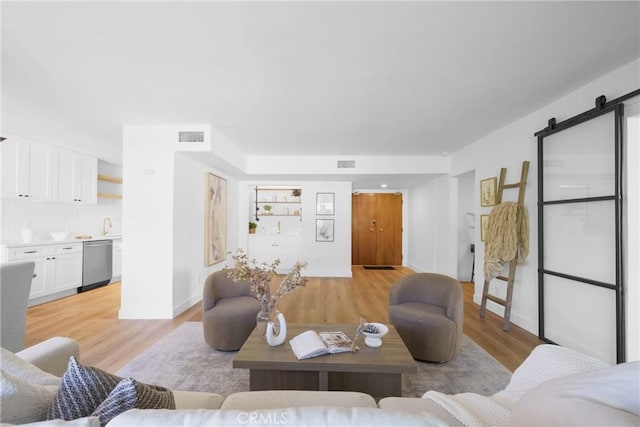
[202,269,261,351]
[388,273,463,362]
[1,261,36,352]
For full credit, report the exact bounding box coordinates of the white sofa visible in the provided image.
[1,337,638,426]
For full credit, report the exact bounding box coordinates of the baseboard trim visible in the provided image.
[118,306,174,320]
[304,268,352,278]
[173,294,201,318]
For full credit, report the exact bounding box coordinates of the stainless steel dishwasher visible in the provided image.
[80,240,113,292]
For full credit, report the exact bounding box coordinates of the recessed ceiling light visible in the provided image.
[381,184,388,188]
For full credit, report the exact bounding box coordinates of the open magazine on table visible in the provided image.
[289,330,357,360]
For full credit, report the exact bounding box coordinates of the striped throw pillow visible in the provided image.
[91,378,175,426]
[47,356,122,420]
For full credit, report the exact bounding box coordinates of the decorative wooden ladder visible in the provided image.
[479,160,530,331]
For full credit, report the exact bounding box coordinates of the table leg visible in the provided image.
[318,371,328,391]
[249,369,318,391]
[329,372,402,399]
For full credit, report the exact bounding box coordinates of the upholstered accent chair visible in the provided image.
[202,270,261,351]
[388,273,463,362]
[1,261,36,352]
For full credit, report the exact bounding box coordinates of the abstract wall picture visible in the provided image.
[315,219,334,242]
[316,192,335,215]
[205,173,227,265]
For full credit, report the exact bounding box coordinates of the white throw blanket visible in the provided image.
[483,202,529,281]
[423,344,610,427]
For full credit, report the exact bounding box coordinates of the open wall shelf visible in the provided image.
[97,174,122,199]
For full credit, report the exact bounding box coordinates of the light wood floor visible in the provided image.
[25,267,542,373]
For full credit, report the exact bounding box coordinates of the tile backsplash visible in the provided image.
[1,198,122,244]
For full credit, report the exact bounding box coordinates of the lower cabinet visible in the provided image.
[48,251,83,293]
[6,243,82,303]
[111,238,122,281]
[29,257,48,299]
[248,235,300,272]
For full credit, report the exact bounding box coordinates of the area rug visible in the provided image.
[117,322,510,397]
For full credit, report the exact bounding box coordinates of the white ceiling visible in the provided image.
[2,1,639,182]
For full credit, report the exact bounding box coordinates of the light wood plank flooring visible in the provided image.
[25,267,542,373]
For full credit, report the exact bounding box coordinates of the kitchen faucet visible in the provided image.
[102,217,112,236]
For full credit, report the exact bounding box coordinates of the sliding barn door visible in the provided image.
[352,193,402,265]
[537,101,624,364]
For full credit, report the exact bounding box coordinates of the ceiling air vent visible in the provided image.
[337,160,356,169]
[178,131,205,143]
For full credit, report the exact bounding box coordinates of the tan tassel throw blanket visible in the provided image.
[484,202,529,281]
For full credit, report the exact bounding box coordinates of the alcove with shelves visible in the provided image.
[252,187,302,219]
[248,186,303,271]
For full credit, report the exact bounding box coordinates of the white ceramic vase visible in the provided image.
[266,312,287,346]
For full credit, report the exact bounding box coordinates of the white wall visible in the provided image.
[172,154,239,317]
[247,155,450,176]
[407,176,456,277]
[299,181,352,277]
[407,180,436,272]
[120,126,177,319]
[426,58,640,360]
[121,125,243,319]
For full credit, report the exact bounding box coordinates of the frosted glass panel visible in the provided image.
[543,201,616,283]
[543,112,615,201]
[544,275,616,364]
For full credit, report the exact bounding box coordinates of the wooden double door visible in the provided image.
[351,193,402,265]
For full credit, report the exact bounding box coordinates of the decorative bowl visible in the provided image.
[361,322,389,348]
[50,232,69,241]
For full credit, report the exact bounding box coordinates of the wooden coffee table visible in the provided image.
[233,323,417,399]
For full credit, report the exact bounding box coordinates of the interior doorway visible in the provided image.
[456,171,476,282]
[351,193,402,265]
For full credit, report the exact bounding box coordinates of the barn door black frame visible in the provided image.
[535,89,639,363]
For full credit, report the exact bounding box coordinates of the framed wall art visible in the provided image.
[205,172,227,265]
[315,219,334,242]
[480,177,497,207]
[480,214,489,242]
[316,192,335,215]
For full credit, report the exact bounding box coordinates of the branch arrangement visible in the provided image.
[226,249,309,312]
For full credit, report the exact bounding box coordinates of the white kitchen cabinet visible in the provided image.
[248,234,300,272]
[1,137,97,204]
[1,137,53,200]
[48,250,83,293]
[54,149,97,204]
[5,243,83,303]
[29,258,47,299]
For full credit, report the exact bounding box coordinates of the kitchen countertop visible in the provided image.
[2,234,122,248]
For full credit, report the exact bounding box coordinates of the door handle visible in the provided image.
[379,228,384,232]
[369,228,374,232]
